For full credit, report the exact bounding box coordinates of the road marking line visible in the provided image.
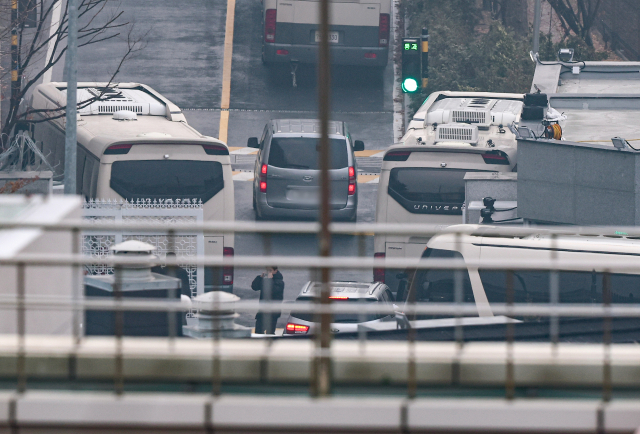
[218,0,237,143]
[229,147,259,155]
[42,0,62,84]
[233,171,255,181]
[357,174,380,184]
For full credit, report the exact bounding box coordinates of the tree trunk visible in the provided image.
[502,0,528,36]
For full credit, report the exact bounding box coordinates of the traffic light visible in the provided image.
[401,38,420,93]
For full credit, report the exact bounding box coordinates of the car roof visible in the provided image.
[296,281,388,300]
[272,119,344,136]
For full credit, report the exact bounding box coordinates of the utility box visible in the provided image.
[84,240,184,337]
[464,172,517,224]
[0,171,52,195]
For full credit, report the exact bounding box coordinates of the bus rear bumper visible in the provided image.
[264,43,388,67]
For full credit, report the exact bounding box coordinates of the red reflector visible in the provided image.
[482,151,510,165]
[378,13,390,47]
[260,181,267,192]
[383,151,411,161]
[104,144,132,155]
[285,323,310,334]
[265,9,277,42]
[202,144,229,155]
[364,53,377,59]
[329,296,349,300]
[276,49,289,55]
[261,164,268,175]
[373,252,385,283]
[223,247,234,286]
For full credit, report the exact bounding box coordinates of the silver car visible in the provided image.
[283,281,395,335]
[248,119,364,221]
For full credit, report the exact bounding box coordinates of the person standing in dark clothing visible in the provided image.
[252,266,285,334]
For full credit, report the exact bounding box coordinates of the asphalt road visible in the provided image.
[69,0,397,327]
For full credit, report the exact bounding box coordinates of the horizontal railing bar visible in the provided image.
[3,254,640,272]
[0,296,637,318]
[1,219,640,237]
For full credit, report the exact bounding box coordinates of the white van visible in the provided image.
[30,82,235,291]
[373,91,567,291]
[262,0,390,68]
[402,225,640,319]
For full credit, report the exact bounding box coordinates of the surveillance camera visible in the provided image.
[483,197,496,209]
[558,48,575,63]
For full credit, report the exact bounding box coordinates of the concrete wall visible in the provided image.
[517,138,640,226]
[0,196,82,335]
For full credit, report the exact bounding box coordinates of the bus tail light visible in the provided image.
[482,150,510,165]
[260,164,268,192]
[104,144,132,155]
[285,323,310,334]
[202,144,229,155]
[348,166,356,195]
[265,9,277,42]
[383,151,411,161]
[378,14,390,47]
[329,296,349,300]
[373,252,385,282]
[223,247,234,285]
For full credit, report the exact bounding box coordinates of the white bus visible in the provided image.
[262,0,390,68]
[30,82,235,291]
[373,91,559,291]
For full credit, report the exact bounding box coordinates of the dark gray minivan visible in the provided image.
[248,119,364,221]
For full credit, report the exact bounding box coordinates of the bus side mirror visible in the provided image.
[247,137,259,148]
[353,140,365,152]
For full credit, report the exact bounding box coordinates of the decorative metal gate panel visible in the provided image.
[82,199,205,297]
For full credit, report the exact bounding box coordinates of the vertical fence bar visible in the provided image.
[313,0,332,399]
[114,265,124,395]
[505,270,515,400]
[550,234,559,351]
[167,229,177,341]
[453,231,463,385]
[16,263,26,393]
[602,271,612,403]
[212,291,221,396]
[63,0,78,194]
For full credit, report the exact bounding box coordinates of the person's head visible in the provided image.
[266,266,278,274]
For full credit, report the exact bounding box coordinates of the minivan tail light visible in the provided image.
[260,164,268,192]
[223,247,234,285]
[373,252,385,283]
[104,144,132,155]
[265,9,277,42]
[348,166,356,195]
[202,144,230,155]
[482,150,510,165]
[383,151,411,161]
[378,13,390,47]
[285,323,309,334]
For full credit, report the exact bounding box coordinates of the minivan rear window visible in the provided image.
[268,138,348,170]
[388,168,486,215]
[110,160,224,202]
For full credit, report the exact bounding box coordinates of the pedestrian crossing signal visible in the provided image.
[402,38,420,93]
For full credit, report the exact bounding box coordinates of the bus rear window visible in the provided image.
[110,160,224,202]
[388,168,489,215]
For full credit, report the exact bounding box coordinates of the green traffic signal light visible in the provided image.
[402,78,418,93]
[401,37,421,93]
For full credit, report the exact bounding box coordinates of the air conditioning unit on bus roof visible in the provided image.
[435,124,479,144]
[426,97,522,127]
[73,87,167,116]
